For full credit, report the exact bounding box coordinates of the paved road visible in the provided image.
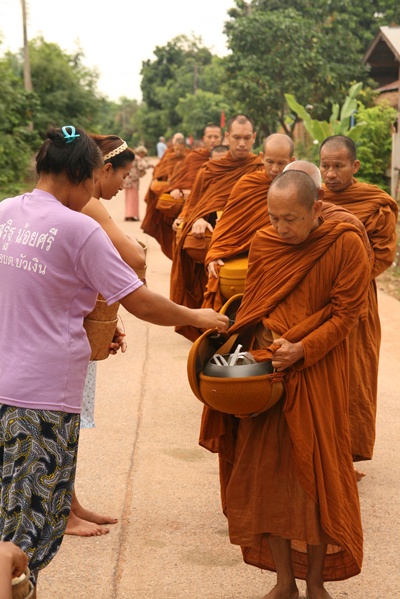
[39,172,400,598]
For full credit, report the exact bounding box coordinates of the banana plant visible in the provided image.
[285,82,367,144]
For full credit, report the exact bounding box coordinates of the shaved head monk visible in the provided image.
[141,126,218,259]
[319,135,398,465]
[203,133,295,311]
[170,114,263,341]
[199,169,370,598]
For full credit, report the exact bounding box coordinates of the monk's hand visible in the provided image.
[170,189,181,200]
[192,218,213,238]
[172,217,184,232]
[192,309,229,333]
[182,189,191,199]
[109,326,127,355]
[271,338,304,371]
[207,259,224,278]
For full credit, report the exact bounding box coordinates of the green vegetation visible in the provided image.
[1,0,400,194]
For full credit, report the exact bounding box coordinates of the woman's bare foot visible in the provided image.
[261,583,299,599]
[354,468,366,482]
[72,503,118,526]
[65,510,110,537]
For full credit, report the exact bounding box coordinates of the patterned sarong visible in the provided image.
[0,406,80,582]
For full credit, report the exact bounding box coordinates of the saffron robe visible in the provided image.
[141,148,190,259]
[202,170,272,312]
[165,147,211,193]
[170,152,264,341]
[202,168,370,313]
[199,220,370,580]
[323,180,398,460]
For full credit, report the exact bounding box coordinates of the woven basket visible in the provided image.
[134,240,147,281]
[12,568,34,599]
[156,193,185,218]
[83,294,120,361]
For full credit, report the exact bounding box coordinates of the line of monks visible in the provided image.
[141,114,398,598]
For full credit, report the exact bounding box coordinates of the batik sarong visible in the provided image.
[0,406,80,582]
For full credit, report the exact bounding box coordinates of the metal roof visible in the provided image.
[363,26,400,88]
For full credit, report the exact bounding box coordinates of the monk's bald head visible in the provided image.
[267,171,323,244]
[263,133,294,157]
[226,114,254,133]
[319,135,357,162]
[283,160,322,189]
[269,170,319,210]
[261,133,295,180]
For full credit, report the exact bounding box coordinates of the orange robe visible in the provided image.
[202,169,370,313]
[170,152,264,341]
[199,220,370,581]
[141,148,190,259]
[164,147,211,193]
[203,170,272,311]
[323,180,398,460]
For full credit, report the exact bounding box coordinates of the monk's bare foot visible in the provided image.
[306,583,333,598]
[261,583,299,599]
[72,503,118,526]
[65,510,110,536]
[354,468,366,482]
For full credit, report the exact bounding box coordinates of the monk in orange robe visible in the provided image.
[166,124,222,201]
[199,170,370,598]
[170,114,263,342]
[320,135,398,463]
[141,135,189,258]
[203,133,296,312]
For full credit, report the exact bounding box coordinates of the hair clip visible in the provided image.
[62,126,80,144]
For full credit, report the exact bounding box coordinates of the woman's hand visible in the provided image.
[109,326,127,355]
[192,309,229,333]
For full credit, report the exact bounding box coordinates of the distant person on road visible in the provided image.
[0,125,229,595]
[124,145,152,222]
[156,136,167,159]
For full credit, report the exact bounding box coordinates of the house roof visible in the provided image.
[363,26,400,88]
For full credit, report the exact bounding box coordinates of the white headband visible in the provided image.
[103,141,128,160]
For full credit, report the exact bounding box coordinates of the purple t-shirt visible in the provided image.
[0,189,143,413]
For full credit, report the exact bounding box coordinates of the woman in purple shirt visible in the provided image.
[0,126,228,597]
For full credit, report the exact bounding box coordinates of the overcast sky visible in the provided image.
[0,0,236,101]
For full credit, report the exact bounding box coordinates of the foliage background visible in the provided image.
[1,0,400,194]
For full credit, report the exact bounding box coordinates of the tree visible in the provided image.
[0,49,40,190]
[28,37,103,136]
[285,82,367,145]
[223,0,400,139]
[139,36,231,146]
[356,101,398,190]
